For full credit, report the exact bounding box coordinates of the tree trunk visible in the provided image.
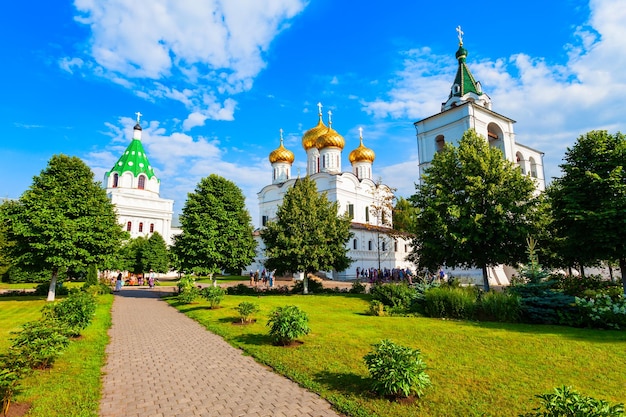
[303,274,309,295]
[619,258,626,296]
[482,265,490,292]
[47,269,58,302]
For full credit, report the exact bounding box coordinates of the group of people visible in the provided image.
[355,267,414,284]
[113,270,156,292]
[249,268,275,287]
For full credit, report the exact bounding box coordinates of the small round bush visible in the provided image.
[266,305,310,346]
[235,301,260,323]
[201,286,226,309]
[350,280,367,294]
[363,339,431,399]
[368,300,385,316]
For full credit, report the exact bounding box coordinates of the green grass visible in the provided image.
[168,293,626,417]
[0,294,113,417]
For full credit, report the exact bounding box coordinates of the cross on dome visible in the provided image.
[317,102,323,116]
[279,128,284,143]
[328,110,333,126]
[456,25,464,45]
[135,111,143,124]
[358,127,363,139]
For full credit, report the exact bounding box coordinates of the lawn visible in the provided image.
[0,294,113,417]
[168,293,626,417]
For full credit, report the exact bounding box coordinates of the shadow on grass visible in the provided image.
[452,318,626,343]
[232,332,273,346]
[313,369,369,397]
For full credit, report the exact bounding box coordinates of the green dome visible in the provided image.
[106,124,158,181]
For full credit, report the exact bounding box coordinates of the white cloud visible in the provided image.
[361,0,626,184]
[69,0,307,128]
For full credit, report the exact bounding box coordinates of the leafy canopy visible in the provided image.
[261,176,353,275]
[173,174,256,275]
[1,154,124,299]
[409,129,540,290]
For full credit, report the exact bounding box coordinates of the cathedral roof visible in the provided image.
[315,110,345,150]
[302,105,327,151]
[106,123,158,180]
[269,131,295,164]
[349,131,375,163]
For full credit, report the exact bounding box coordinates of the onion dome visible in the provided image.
[302,102,327,151]
[349,129,375,163]
[269,130,294,164]
[315,110,345,150]
[106,112,157,180]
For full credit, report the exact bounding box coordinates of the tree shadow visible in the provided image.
[232,332,273,346]
[313,369,369,396]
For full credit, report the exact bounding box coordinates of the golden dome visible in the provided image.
[269,134,294,164]
[316,124,345,150]
[302,115,327,151]
[349,137,375,163]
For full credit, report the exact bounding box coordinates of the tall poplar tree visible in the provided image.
[173,174,256,280]
[2,155,124,300]
[261,177,352,293]
[409,129,540,291]
[549,130,626,293]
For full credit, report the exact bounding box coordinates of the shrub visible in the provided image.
[10,320,70,369]
[291,277,324,294]
[423,286,477,319]
[201,286,226,309]
[576,295,626,330]
[34,281,69,296]
[478,291,521,322]
[83,264,98,287]
[177,276,199,303]
[0,354,30,417]
[41,290,97,336]
[520,385,624,417]
[556,274,621,298]
[266,305,310,346]
[370,283,417,312]
[349,280,367,294]
[509,282,578,325]
[363,339,431,399]
[227,283,257,295]
[367,300,385,316]
[235,302,260,323]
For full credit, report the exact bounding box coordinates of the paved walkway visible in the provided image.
[99,287,343,417]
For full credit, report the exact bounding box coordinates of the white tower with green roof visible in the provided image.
[414,27,545,191]
[104,113,175,245]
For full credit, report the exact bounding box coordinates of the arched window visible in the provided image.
[353,239,358,250]
[487,123,505,154]
[529,157,538,178]
[435,135,445,152]
[138,175,146,190]
[113,173,119,188]
[139,222,143,233]
[516,152,526,175]
[150,223,154,233]
[126,221,132,232]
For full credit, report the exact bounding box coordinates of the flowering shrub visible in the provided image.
[575,295,626,330]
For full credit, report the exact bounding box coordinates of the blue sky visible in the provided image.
[1,0,624,226]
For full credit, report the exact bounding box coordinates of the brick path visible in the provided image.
[99,287,342,417]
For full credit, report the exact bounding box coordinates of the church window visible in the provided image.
[487,123,504,154]
[404,244,408,252]
[150,223,154,233]
[126,221,132,232]
[348,204,354,219]
[353,239,358,250]
[138,175,146,190]
[113,173,119,188]
[262,215,268,226]
[365,207,370,222]
[368,240,373,251]
[436,135,445,152]
[139,222,144,233]
[381,241,386,251]
[516,152,526,175]
[453,84,460,94]
[394,241,398,252]
[529,157,538,178]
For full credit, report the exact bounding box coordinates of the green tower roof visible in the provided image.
[449,42,483,99]
[106,123,158,181]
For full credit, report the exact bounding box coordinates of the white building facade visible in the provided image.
[104,116,178,246]
[251,109,413,281]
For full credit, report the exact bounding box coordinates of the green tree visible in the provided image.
[393,196,417,233]
[143,232,169,274]
[1,155,125,300]
[261,177,352,293]
[408,129,540,291]
[548,131,626,293]
[173,174,256,281]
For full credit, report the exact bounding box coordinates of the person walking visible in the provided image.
[114,272,123,292]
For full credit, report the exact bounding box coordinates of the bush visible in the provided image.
[520,385,624,417]
[478,291,521,322]
[41,290,97,336]
[34,281,69,296]
[363,339,431,399]
[291,277,324,294]
[0,367,22,417]
[556,274,621,298]
[266,305,310,346]
[83,264,98,288]
[367,300,385,316]
[576,294,626,330]
[423,287,477,319]
[350,280,367,294]
[227,283,257,295]
[201,286,226,309]
[177,276,199,304]
[509,282,578,325]
[370,283,417,312]
[10,320,70,369]
[235,302,260,323]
